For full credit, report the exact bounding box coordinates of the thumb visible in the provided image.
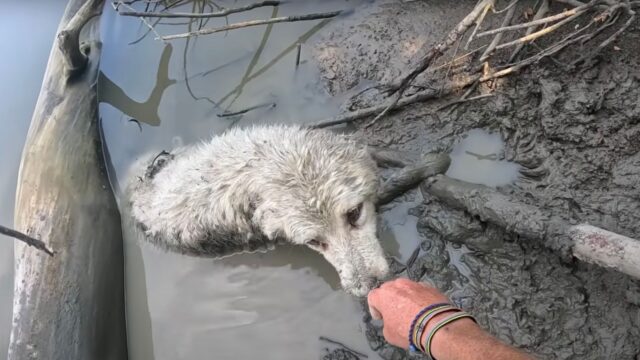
[367,289,383,320]
[368,304,382,320]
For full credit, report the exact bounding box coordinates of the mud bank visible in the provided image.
[313,1,640,359]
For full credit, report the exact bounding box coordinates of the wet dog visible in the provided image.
[127,125,390,296]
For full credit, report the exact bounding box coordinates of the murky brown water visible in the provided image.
[0,1,67,356]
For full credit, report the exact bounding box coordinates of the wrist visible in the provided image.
[420,315,483,359]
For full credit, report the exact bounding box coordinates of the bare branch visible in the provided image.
[465,0,495,49]
[495,4,588,51]
[311,75,481,129]
[161,11,342,40]
[508,0,549,62]
[477,3,588,37]
[0,225,54,257]
[480,0,517,61]
[369,0,494,126]
[116,0,281,18]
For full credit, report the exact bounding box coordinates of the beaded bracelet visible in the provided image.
[424,311,477,359]
[407,302,451,352]
[414,305,460,353]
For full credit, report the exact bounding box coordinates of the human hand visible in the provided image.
[366,278,454,349]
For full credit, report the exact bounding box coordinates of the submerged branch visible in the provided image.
[116,0,281,18]
[161,11,342,40]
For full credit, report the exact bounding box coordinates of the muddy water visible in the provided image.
[97,1,414,359]
[0,1,67,355]
[446,129,521,187]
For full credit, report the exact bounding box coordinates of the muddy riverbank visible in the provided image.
[312,0,640,359]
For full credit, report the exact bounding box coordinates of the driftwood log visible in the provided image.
[421,175,640,280]
[9,0,128,359]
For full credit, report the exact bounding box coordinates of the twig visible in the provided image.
[311,75,480,129]
[217,102,276,117]
[508,0,549,62]
[436,93,494,111]
[480,0,517,61]
[115,2,165,43]
[465,0,495,49]
[495,4,588,51]
[368,0,493,127]
[493,0,519,14]
[116,0,281,18]
[295,43,302,68]
[319,337,368,358]
[0,225,54,257]
[405,246,421,269]
[574,7,636,65]
[478,3,589,37]
[160,11,342,40]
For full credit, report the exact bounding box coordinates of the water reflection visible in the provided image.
[99,1,382,359]
[98,43,176,126]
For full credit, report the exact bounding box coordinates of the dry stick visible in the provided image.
[311,75,480,129]
[217,102,275,117]
[465,0,495,50]
[480,1,518,61]
[508,0,549,62]
[484,16,595,80]
[116,0,281,18]
[161,11,342,40]
[0,225,54,257]
[493,0,519,14]
[495,5,588,51]
[295,43,302,68]
[313,15,597,130]
[573,10,635,65]
[115,2,166,42]
[477,2,589,37]
[366,0,493,127]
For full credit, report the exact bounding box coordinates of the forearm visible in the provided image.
[426,318,533,360]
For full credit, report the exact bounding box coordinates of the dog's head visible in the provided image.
[253,128,390,297]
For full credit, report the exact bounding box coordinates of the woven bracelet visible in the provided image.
[424,311,477,359]
[414,306,460,353]
[407,302,451,352]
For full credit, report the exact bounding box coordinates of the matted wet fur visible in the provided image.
[127,125,389,296]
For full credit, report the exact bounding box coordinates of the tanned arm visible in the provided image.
[367,278,534,360]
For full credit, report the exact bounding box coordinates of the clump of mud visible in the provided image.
[313,0,640,359]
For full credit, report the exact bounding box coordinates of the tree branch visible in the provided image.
[0,225,54,257]
[115,0,281,18]
[160,11,342,40]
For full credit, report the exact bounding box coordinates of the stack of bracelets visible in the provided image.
[408,302,477,359]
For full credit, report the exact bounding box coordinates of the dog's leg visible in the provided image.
[376,153,451,206]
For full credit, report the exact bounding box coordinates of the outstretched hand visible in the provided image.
[367,278,451,349]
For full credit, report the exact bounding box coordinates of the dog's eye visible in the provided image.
[346,203,364,227]
[306,239,327,250]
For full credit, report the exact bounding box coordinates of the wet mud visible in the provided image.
[313,0,640,359]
